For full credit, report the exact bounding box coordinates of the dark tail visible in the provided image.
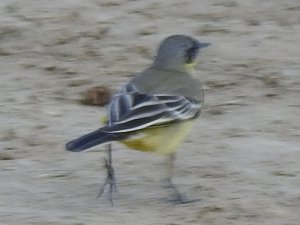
[66,129,119,152]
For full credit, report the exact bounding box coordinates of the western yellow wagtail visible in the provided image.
[66,35,210,204]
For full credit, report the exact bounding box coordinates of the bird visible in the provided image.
[66,34,211,204]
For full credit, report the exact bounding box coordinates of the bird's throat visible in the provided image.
[184,62,196,72]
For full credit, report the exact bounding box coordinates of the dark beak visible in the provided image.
[199,42,211,49]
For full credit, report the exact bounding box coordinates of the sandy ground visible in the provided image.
[1,0,300,224]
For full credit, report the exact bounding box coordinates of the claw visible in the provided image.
[163,183,201,204]
[98,156,117,206]
[164,178,199,204]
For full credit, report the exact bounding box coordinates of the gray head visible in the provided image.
[153,35,211,71]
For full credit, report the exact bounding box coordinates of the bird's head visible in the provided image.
[153,35,211,72]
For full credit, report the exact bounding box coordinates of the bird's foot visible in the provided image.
[97,158,117,206]
[164,179,200,204]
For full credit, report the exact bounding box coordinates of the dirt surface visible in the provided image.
[1,0,300,224]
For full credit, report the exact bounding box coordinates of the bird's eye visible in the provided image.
[186,47,199,63]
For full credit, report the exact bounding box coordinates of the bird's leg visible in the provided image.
[165,153,187,203]
[165,154,197,204]
[97,144,117,206]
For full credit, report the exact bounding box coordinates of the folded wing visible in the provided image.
[105,83,202,133]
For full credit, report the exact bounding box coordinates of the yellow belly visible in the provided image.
[121,120,194,155]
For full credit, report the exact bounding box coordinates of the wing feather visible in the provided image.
[106,83,202,133]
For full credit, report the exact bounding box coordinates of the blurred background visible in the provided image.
[0,0,299,224]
